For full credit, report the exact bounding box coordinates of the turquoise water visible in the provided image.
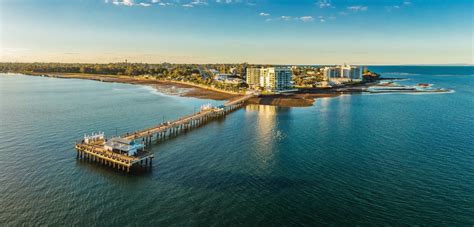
[0,66,473,225]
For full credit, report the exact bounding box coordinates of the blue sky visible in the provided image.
[0,0,472,64]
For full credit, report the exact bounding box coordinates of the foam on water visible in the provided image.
[138,85,170,97]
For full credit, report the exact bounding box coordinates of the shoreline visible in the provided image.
[3,72,450,108]
[27,72,238,101]
[14,72,342,107]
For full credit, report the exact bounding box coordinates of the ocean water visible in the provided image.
[0,66,473,225]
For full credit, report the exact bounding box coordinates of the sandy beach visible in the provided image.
[32,73,236,100]
[24,72,340,107]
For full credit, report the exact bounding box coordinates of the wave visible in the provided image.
[138,85,170,97]
[361,90,455,96]
[382,72,474,77]
[401,90,456,95]
[428,74,474,77]
[382,72,422,76]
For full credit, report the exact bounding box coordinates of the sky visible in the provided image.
[0,0,472,65]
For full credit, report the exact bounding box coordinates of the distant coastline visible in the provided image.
[2,70,451,107]
[11,72,343,107]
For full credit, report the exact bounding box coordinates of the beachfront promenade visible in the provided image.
[76,94,254,172]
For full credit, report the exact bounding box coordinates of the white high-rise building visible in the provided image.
[246,67,293,91]
[323,64,363,84]
[246,67,261,88]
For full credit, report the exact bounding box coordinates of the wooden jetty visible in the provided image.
[75,140,153,173]
[75,94,254,173]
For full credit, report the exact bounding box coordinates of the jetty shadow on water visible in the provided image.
[162,169,310,193]
[75,159,153,177]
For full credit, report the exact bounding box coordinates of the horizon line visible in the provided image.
[0,61,472,67]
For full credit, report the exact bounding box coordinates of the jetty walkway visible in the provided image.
[122,94,254,142]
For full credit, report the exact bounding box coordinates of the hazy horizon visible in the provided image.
[1,0,473,65]
[0,61,473,66]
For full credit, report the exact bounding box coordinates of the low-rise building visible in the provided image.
[214,73,234,81]
[104,137,145,156]
[209,69,220,77]
[214,73,244,84]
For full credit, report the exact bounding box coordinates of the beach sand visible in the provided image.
[35,73,236,100]
[27,73,340,107]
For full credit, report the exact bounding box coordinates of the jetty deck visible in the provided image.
[75,140,153,172]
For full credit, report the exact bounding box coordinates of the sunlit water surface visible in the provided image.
[0,66,473,225]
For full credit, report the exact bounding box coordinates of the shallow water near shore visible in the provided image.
[0,66,473,225]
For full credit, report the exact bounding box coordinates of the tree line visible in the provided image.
[0,62,251,77]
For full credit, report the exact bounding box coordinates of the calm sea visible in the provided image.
[0,66,473,225]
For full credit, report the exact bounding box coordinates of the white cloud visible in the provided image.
[263,15,319,23]
[151,0,173,6]
[111,0,152,7]
[299,16,314,22]
[112,0,134,6]
[317,0,332,8]
[385,5,400,12]
[318,16,325,22]
[108,0,249,8]
[209,0,253,5]
[216,0,242,3]
[347,5,368,12]
[259,12,270,17]
[190,0,208,5]
[386,1,412,12]
[181,0,208,8]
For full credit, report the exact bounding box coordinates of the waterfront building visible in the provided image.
[323,64,363,85]
[214,73,234,81]
[246,67,261,89]
[349,66,363,80]
[215,73,244,84]
[209,69,220,76]
[246,67,293,91]
[104,137,145,156]
[323,67,340,79]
